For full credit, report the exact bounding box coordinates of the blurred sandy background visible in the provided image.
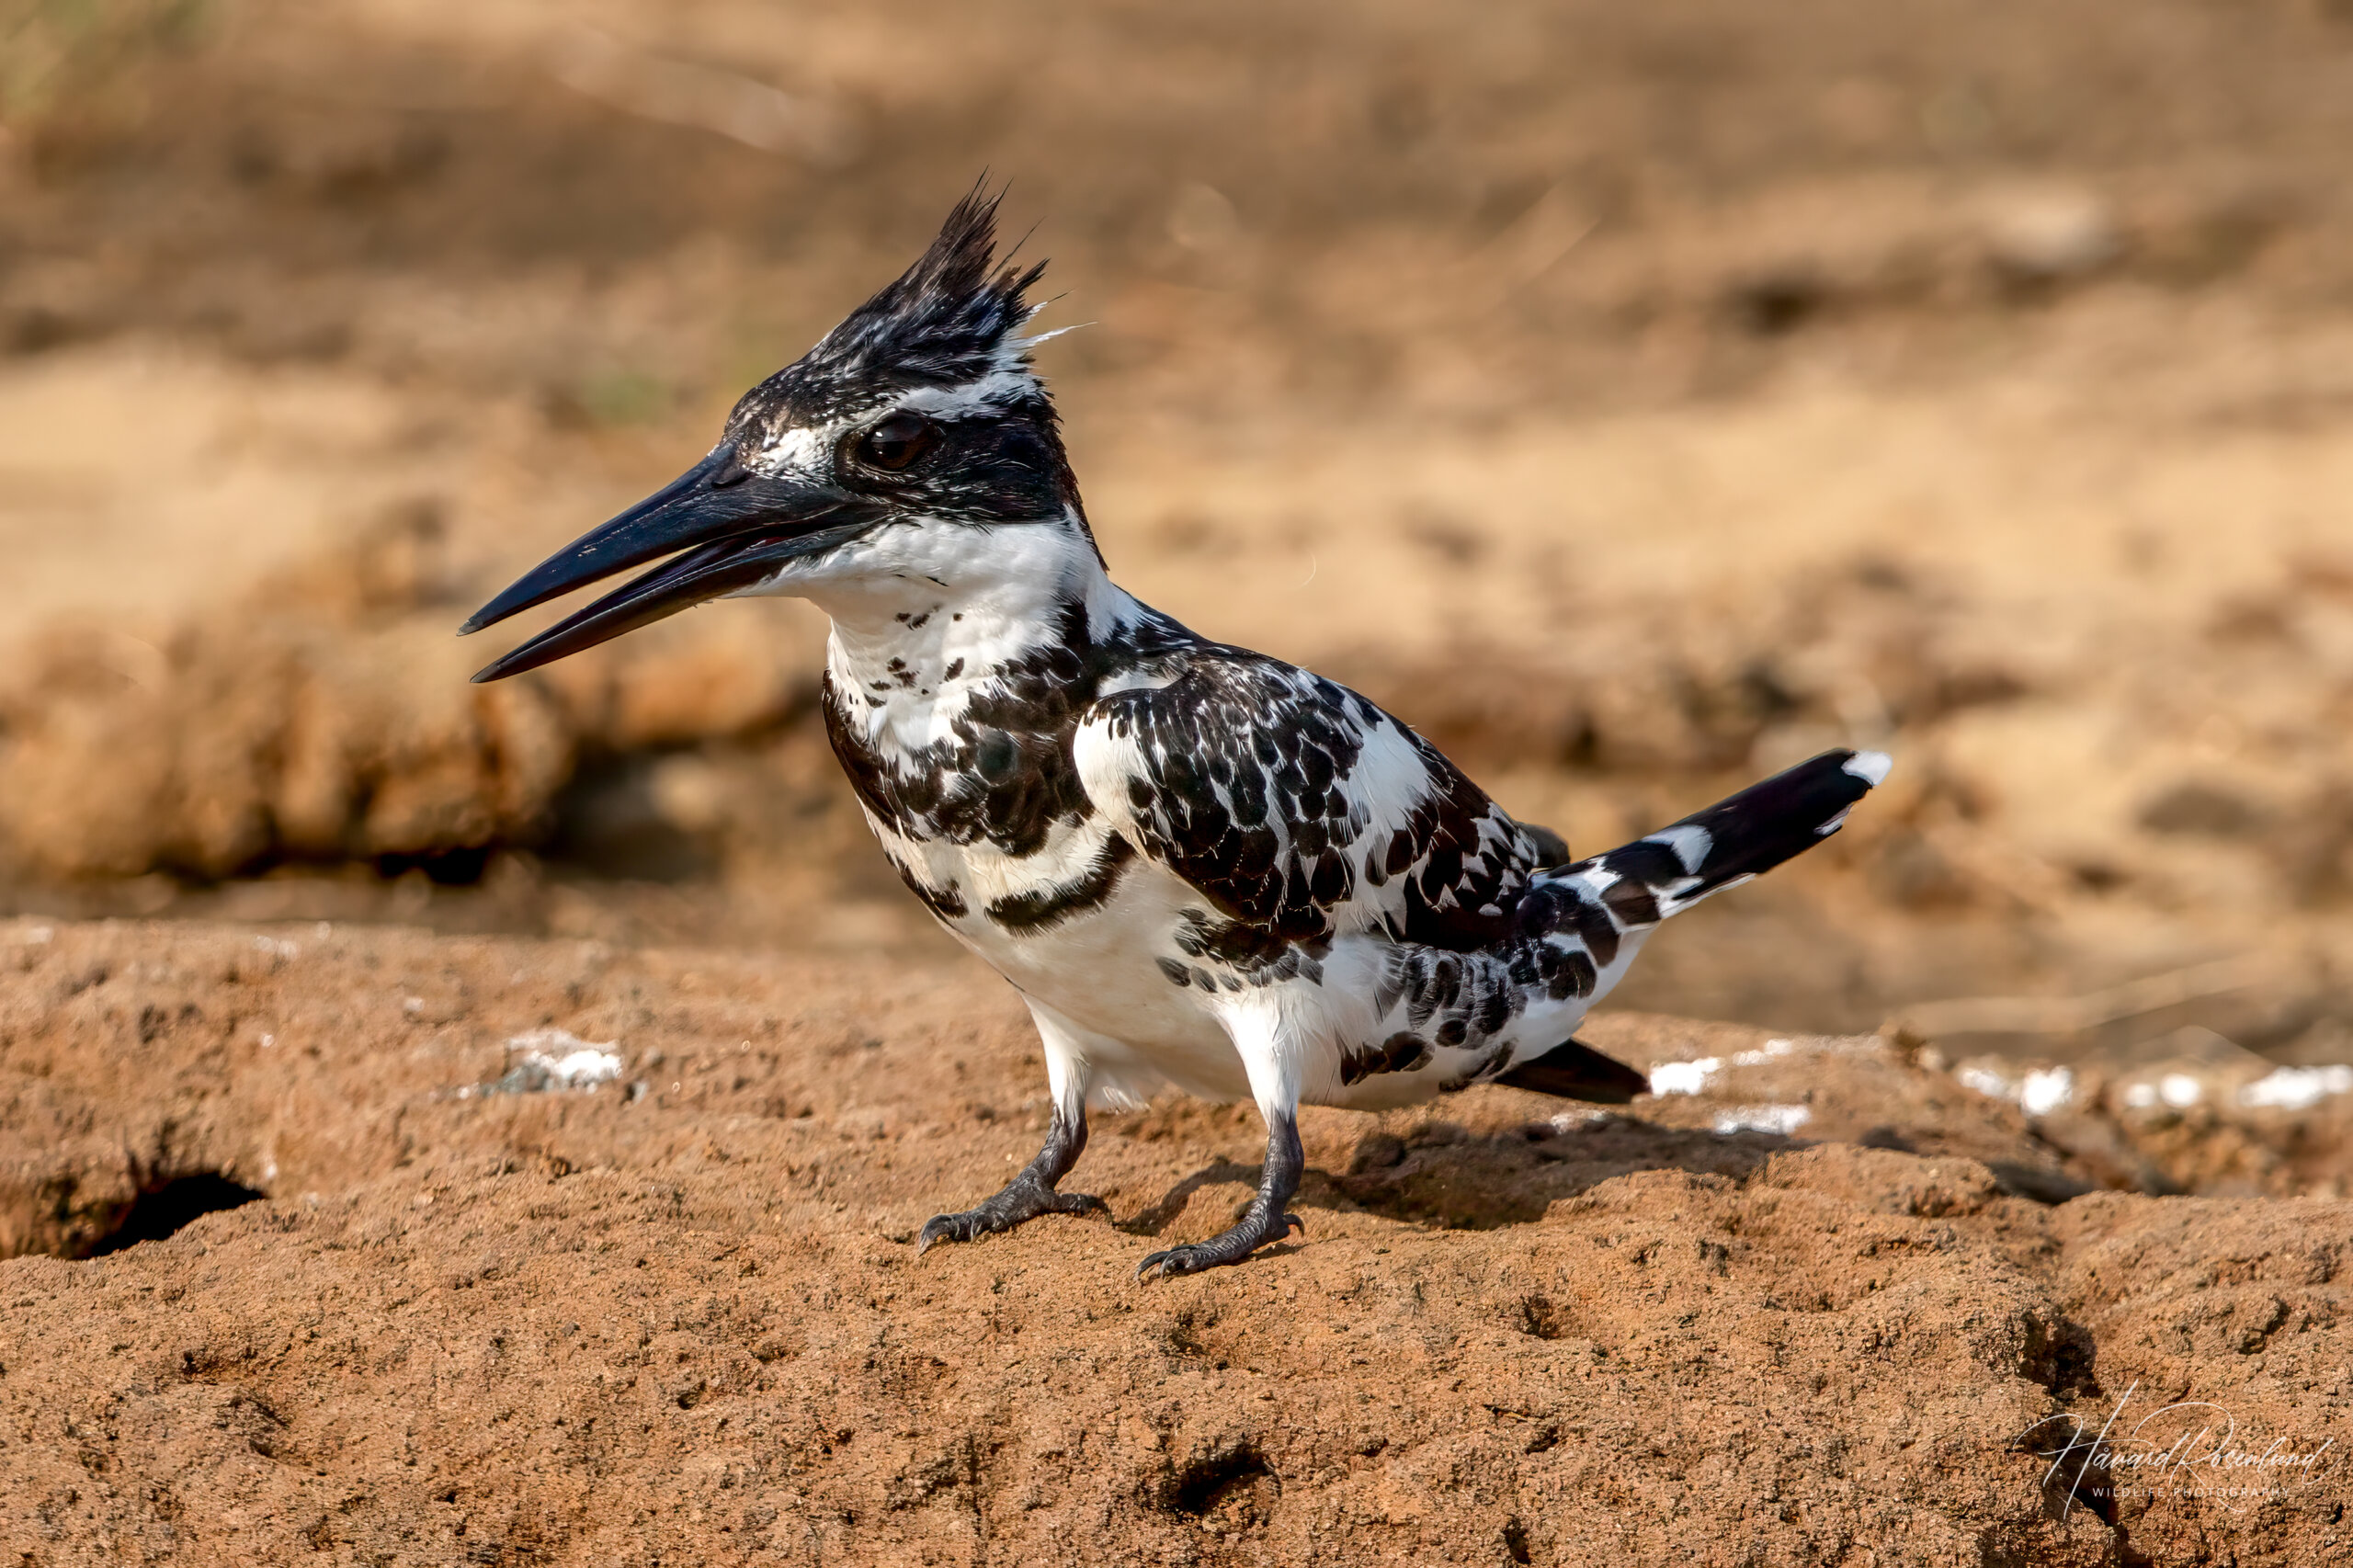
[12,8,2353,1561]
[5,0,2353,1060]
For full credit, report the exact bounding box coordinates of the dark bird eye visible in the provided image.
[856,413,938,472]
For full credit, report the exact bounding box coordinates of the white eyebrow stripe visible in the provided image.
[896,369,1042,419]
[742,360,1047,478]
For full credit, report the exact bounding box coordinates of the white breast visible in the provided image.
[927,842,1254,1105]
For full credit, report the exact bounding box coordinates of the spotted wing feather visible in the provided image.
[1075,649,1549,951]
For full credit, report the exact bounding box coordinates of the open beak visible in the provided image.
[459,445,886,682]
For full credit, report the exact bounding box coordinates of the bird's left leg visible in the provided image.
[916,1001,1112,1254]
[1139,995,1308,1279]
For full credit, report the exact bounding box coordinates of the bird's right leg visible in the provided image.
[1138,994,1307,1278]
[1136,1105,1303,1278]
[916,1002,1110,1254]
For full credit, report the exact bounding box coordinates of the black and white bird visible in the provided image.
[462,190,1888,1278]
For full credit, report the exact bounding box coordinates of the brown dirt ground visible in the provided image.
[2,916,2349,1565]
[2,0,2352,1038]
[6,2,2353,1562]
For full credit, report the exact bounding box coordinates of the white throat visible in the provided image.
[740,509,1140,752]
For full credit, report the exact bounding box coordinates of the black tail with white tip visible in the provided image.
[1550,747,1889,927]
[1492,749,1888,1106]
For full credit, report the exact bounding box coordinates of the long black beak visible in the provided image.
[459,445,886,682]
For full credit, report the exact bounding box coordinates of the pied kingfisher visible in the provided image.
[462,189,1888,1278]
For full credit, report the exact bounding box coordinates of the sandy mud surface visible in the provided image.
[2,917,2348,1564]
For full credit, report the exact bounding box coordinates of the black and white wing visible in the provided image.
[1073,647,1549,955]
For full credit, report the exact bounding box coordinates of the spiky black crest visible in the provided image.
[726,187,1048,441]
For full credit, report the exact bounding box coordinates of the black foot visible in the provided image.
[916,1104,1105,1255]
[1137,1105,1305,1280]
[917,1177,1108,1254]
[1137,1203,1303,1278]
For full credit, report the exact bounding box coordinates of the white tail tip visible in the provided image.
[1843,750,1893,787]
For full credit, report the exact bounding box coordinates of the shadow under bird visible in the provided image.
[463,189,1889,1278]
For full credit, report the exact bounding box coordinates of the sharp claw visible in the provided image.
[1132,1208,1304,1279]
[920,1187,1107,1258]
[916,1212,974,1256]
